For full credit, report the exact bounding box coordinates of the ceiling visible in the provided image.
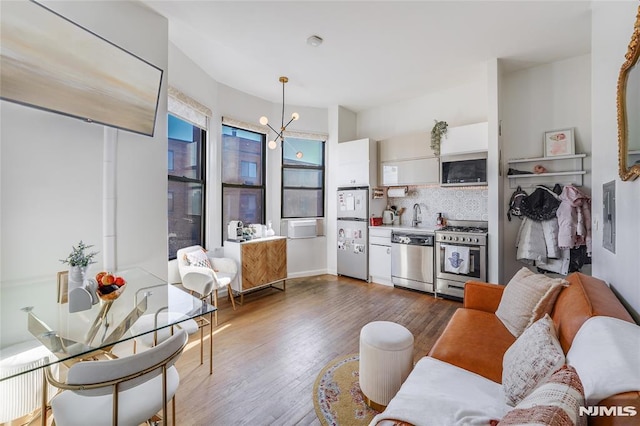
[141,1,592,112]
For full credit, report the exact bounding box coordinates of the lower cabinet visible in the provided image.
[224,237,287,299]
[369,228,392,286]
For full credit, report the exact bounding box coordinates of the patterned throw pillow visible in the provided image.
[496,267,567,337]
[498,365,586,426]
[502,314,565,406]
[185,249,212,269]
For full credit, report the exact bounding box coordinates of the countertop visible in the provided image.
[369,224,439,234]
[225,235,286,244]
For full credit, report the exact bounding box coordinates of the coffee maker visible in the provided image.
[227,220,244,241]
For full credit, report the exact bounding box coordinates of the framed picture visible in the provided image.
[544,128,575,157]
[57,271,69,304]
[0,1,163,137]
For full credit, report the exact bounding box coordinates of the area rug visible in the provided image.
[313,353,380,425]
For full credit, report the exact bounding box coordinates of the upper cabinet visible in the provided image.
[440,122,488,156]
[337,138,377,187]
[378,132,439,186]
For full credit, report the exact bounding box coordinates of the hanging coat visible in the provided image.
[556,185,592,255]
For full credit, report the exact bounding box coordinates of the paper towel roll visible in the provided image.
[387,186,408,197]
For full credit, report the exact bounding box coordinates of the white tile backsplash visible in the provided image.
[385,186,488,226]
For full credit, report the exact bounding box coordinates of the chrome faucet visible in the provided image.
[412,203,422,227]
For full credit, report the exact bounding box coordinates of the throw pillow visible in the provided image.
[503,314,565,406]
[566,316,640,404]
[185,249,212,269]
[498,365,586,426]
[496,267,567,337]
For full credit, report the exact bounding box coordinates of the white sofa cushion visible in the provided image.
[369,357,510,426]
[496,267,566,337]
[566,316,640,404]
[502,314,565,406]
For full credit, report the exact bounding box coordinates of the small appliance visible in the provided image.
[227,220,244,241]
[382,209,397,225]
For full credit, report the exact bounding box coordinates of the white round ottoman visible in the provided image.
[359,321,414,410]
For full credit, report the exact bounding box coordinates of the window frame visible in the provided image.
[221,124,267,243]
[281,138,326,219]
[167,113,207,260]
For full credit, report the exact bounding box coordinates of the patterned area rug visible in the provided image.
[313,354,380,425]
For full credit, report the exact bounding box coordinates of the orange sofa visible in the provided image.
[426,272,639,426]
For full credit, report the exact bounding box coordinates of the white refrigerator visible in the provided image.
[337,187,369,281]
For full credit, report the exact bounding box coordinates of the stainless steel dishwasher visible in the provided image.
[391,231,435,294]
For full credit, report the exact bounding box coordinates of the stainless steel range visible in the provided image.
[435,220,488,300]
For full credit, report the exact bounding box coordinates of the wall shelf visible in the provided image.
[506,154,587,189]
[508,153,586,164]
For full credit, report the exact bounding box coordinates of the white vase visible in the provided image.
[68,266,88,291]
[266,221,275,237]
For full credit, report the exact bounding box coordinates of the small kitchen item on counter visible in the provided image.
[370,216,383,226]
[436,213,446,228]
[382,209,396,225]
[228,220,244,241]
[265,221,275,236]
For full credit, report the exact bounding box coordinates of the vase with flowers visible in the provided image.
[60,240,99,291]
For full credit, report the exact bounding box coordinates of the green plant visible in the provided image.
[431,120,448,156]
[60,240,99,267]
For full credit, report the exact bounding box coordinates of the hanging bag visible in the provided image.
[507,186,527,221]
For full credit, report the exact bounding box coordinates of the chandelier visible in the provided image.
[259,76,299,150]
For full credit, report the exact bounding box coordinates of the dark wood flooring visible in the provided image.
[173,275,461,426]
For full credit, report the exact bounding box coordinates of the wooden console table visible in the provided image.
[223,236,287,304]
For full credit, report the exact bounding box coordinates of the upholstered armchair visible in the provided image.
[176,245,237,326]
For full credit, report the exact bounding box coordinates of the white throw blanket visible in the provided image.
[369,357,510,426]
[567,316,640,404]
[443,245,470,274]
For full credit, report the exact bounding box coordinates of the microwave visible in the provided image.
[440,152,488,186]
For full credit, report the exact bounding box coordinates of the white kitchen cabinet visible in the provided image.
[337,138,377,187]
[380,157,440,186]
[378,132,439,186]
[440,122,488,156]
[378,132,433,162]
[369,228,392,286]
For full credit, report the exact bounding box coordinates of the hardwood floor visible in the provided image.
[173,275,461,426]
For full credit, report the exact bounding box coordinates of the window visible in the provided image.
[221,125,265,241]
[282,137,325,218]
[168,114,206,259]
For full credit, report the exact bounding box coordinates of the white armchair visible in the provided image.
[176,245,237,326]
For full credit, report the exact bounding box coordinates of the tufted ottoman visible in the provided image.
[359,321,414,410]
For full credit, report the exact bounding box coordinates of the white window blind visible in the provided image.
[168,86,211,130]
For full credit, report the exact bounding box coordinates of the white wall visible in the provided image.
[591,2,640,315]
[501,54,592,282]
[0,1,169,283]
[357,69,488,141]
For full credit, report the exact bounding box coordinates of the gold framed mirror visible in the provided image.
[617,5,640,181]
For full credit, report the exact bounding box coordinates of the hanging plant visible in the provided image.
[431,120,448,156]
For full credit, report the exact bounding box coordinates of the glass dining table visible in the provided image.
[0,267,216,424]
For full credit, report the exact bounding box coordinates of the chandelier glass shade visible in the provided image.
[260,76,299,150]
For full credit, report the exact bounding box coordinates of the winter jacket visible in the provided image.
[556,185,592,255]
[516,217,570,275]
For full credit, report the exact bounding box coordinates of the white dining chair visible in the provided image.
[45,329,188,426]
